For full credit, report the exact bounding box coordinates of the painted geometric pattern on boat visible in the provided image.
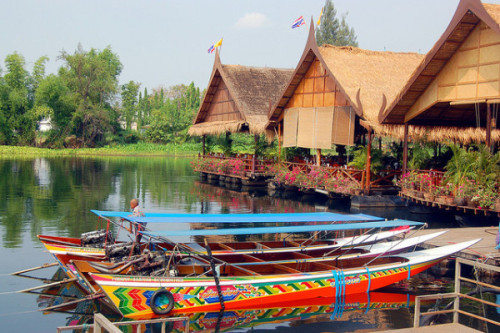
[110,265,413,314]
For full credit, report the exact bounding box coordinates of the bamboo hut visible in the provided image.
[188,50,293,153]
[380,0,500,149]
[267,20,423,183]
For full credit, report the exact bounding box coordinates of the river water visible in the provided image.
[0,156,495,332]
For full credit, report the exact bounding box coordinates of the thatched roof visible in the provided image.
[189,50,293,137]
[377,0,500,144]
[267,20,424,131]
[318,45,424,124]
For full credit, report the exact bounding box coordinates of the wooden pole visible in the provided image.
[278,122,282,161]
[18,278,77,293]
[202,135,206,156]
[365,130,372,191]
[252,134,258,175]
[316,149,322,166]
[402,123,409,175]
[11,262,58,276]
[486,103,492,148]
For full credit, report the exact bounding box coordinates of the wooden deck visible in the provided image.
[400,226,500,265]
[374,323,481,333]
[400,192,500,218]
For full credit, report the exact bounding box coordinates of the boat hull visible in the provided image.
[91,258,438,319]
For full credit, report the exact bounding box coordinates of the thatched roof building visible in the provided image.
[267,20,424,149]
[379,0,500,145]
[188,50,293,137]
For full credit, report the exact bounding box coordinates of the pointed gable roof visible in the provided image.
[380,0,500,125]
[268,19,423,127]
[189,50,293,136]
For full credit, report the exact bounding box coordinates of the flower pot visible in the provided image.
[416,191,424,199]
[495,201,500,212]
[444,196,455,205]
[436,195,447,204]
[454,197,466,206]
[423,192,435,201]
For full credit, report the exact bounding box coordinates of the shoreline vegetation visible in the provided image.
[0,142,202,157]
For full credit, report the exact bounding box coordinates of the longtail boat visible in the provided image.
[90,239,479,319]
[38,212,422,270]
[65,230,447,294]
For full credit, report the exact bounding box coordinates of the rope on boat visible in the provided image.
[365,266,371,293]
[365,291,371,314]
[407,263,411,280]
[204,239,225,311]
[331,269,346,319]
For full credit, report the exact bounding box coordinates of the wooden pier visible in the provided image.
[399,226,500,267]
[374,323,481,332]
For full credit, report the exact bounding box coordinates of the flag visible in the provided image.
[291,16,305,29]
[208,38,223,54]
[316,7,323,26]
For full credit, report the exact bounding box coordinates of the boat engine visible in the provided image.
[134,252,178,276]
[106,242,140,261]
[80,229,114,248]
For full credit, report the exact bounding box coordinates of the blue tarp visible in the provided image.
[141,220,423,237]
[90,210,384,224]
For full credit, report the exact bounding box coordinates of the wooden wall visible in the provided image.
[406,22,500,122]
[204,80,241,122]
[285,59,350,109]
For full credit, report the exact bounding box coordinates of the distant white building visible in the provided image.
[119,120,138,131]
[38,118,52,132]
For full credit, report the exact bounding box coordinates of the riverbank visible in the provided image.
[0,142,202,157]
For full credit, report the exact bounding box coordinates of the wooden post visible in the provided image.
[365,130,372,191]
[402,123,409,175]
[202,135,206,156]
[486,103,492,148]
[316,149,322,166]
[252,134,258,175]
[278,122,282,161]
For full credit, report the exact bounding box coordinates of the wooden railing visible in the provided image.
[411,169,446,186]
[414,258,500,330]
[196,154,274,178]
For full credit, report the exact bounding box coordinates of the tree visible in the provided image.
[34,74,74,136]
[2,52,35,144]
[316,0,358,47]
[145,82,201,144]
[58,45,123,146]
[121,81,140,130]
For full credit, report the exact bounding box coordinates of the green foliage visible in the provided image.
[348,145,384,172]
[445,144,500,189]
[145,82,201,144]
[408,143,433,170]
[121,80,140,130]
[59,44,122,146]
[316,0,358,47]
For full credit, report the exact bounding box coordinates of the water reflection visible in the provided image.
[36,270,415,332]
[0,157,199,247]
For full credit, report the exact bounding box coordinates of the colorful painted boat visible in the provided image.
[38,226,414,268]
[90,239,479,319]
[66,230,447,293]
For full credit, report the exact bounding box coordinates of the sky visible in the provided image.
[1,0,500,92]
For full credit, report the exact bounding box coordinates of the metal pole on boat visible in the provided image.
[11,262,58,276]
[204,238,225,311]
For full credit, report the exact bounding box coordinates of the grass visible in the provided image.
[0,142,203,157]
